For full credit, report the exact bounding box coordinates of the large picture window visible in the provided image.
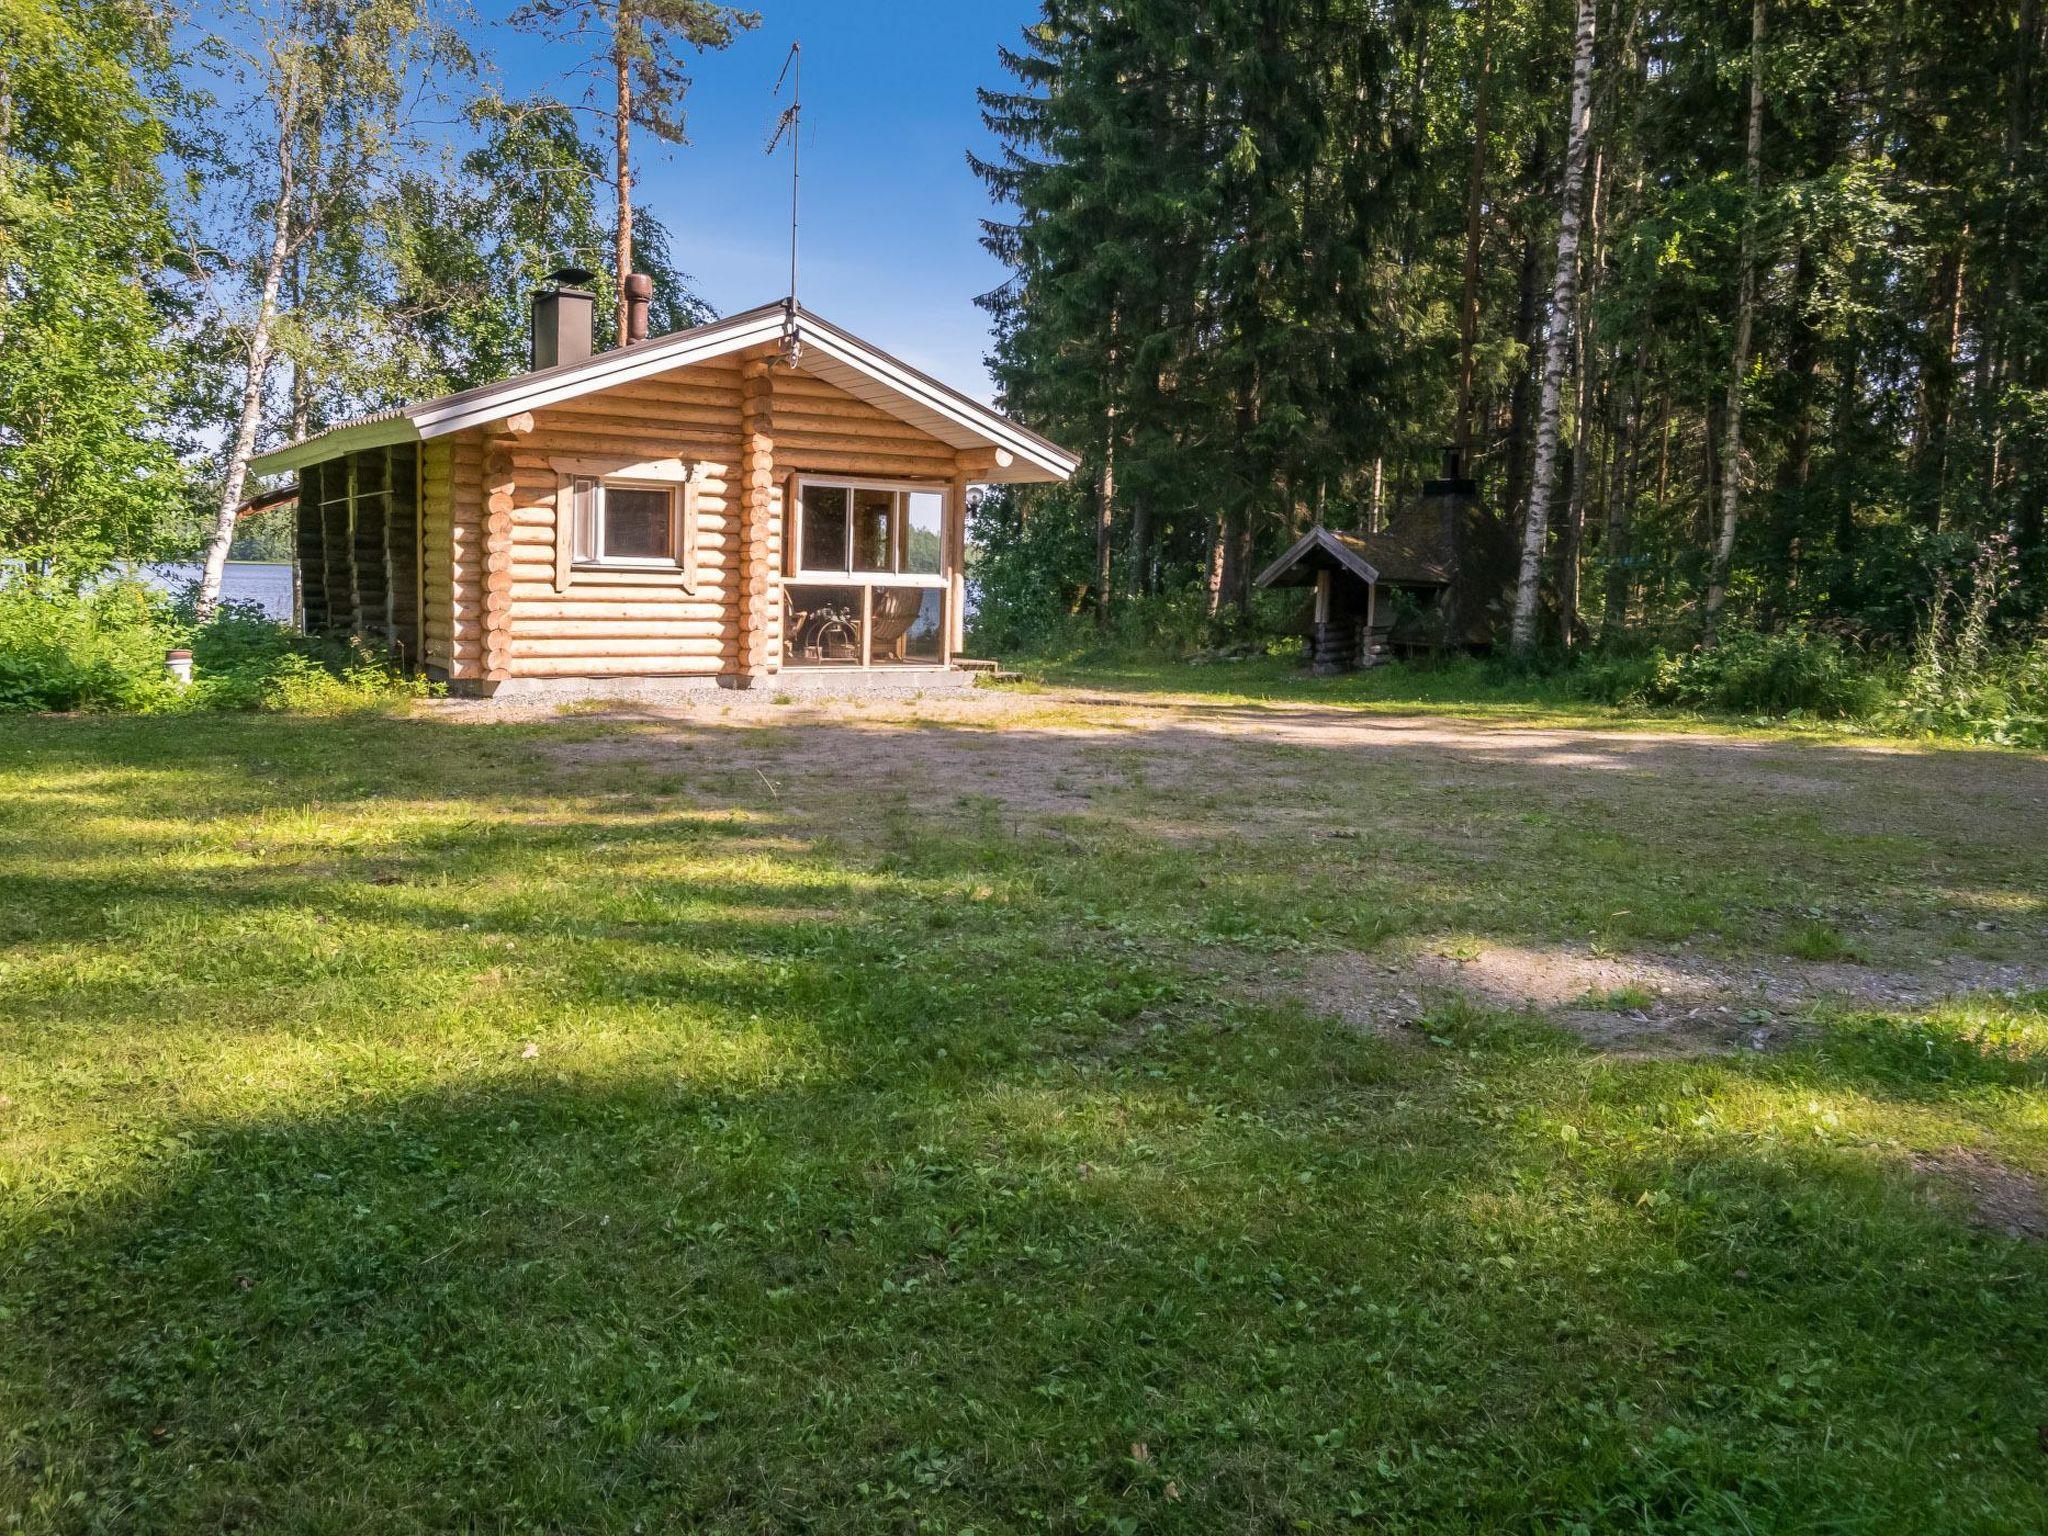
[786,478,950,669]
[795,480,947,579]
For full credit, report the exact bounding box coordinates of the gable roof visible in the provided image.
[248,302,1079,484]
[1255,525,1453,591]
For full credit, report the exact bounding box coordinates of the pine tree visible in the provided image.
[510,0,753,341]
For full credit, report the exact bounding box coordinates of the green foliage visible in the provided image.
[978,0,2048,651]
[389,98,715,395]
[1640,627,1889,719]
[0,577,428,714]
[183,605,432,712]
[977,1,1436,612]
[509,0,756,147]
[1890,642,2048,752]
[0,575,183,711]
[1890,541,2048,749]
[0,0,191,574]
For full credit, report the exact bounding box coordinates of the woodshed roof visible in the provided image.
[1255,525,1453,591]
[248,302,1079,485]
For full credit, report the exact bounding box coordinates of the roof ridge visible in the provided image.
[250,302,1075,483]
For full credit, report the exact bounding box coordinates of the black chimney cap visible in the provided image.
[544,264,597,290]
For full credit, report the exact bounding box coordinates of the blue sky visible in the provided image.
[494,1,1040,404]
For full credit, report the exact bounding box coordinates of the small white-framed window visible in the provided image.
[576,478,686,568]
[552,462,700,594]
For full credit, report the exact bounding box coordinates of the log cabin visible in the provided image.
[247,274,1078,695]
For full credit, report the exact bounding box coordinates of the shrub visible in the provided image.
[0,575,184,712]
[1887,538,2048,749]
[1640,626,1888,719]
[1554,651,1661,706]
[184,610,431,713]
[0,575,429,714]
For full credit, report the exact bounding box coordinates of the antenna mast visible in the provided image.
[767,41,802,323]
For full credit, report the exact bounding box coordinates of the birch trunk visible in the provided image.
[197,130,297,620]
[1702,0,1766,643]
[1095,418,1115,629]
[1561,141,1607,648]
[1508,0,1598,656]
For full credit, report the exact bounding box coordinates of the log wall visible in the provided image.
[296,356,967,684]
[421,440,455,676]
[460,354,959,682]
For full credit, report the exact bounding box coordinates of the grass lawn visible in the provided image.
[3,687,2047,1531]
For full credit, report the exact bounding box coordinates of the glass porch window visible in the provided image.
[786,478,951,669]
[852,488,895,572]
[801,485,850,571]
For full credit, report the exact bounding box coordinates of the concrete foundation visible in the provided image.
[447,668,980,704]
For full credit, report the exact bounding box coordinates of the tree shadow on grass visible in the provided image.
[7,1025,2048,1532]
[3,708,2048,1528]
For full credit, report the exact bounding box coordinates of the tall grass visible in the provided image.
[0,575,429,714]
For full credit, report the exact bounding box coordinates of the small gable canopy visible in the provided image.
[1255,525,1452,592]
[249,302,1079,485]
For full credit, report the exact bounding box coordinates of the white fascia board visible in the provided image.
[248,416,420,477]
[796,325,1079,483]
[409,311,788,440]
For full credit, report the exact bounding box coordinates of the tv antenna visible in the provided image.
[767,41,803,330]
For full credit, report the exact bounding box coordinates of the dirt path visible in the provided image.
[498,684,2048,829]
[473,684,2048,1057]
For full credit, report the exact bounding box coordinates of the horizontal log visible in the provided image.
[508,619,739,640]
[509,645,731,666]
[517,427,744,461]
[771,408,952,446]
[778,453,958,479]
[510,570,732,594]
[591,376,745,408]
[508,450,732,482]
[503,638,729,663]
[532,401,746,438]
[505,599,733,621]
[508,579,725,601]
[534,406,741,438]
[509,651,729,675]
[772,374,895,403]
[774,434,956,466]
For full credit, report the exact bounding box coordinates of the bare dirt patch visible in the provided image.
[1911,1147,2048,1241]
[481,685,2048,849]
[478,686,2047,1033]
[1279,940,2048,1058]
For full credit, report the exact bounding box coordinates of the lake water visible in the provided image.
[141,562,296,621]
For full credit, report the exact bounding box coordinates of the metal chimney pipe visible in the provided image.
[530,266,596,372]
[624,273,653,346]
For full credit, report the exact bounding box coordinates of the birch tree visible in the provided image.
[1508,0,1598,657]
[192,0,467,619]
[1701,0,1766,643]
